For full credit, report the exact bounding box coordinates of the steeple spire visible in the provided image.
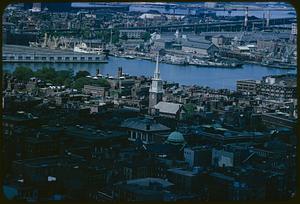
[154,54,160,79]
[149,53,163,112]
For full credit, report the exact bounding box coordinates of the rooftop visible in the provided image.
[125,177,174,188]
[3,112,39,122]
[65,125,126,141]
[154,101,182,114]
[181,39,213,50]
[13,155,86,168]
[121,117,171,132]
[3,44,101,56]
[167,168,199,177]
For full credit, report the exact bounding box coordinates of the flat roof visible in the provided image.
[65,126,126,141]
[167,168,198,177]
[13,155,85,168]
[3,45,101,56]
[126,177,174,188]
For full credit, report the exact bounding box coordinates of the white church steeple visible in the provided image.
[150,54,163,93]
[149,53,163,111]
[154,54,160,80]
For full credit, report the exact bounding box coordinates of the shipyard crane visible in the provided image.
[262,51,275,65]
[281,44,296,63]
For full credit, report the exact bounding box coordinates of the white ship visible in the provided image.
[73,42,106,55]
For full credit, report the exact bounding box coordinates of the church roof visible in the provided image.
[181,40,213,50]
[121,117,171,132]
[154,102,182,115]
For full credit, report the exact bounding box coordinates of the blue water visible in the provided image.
[3,57,296,90]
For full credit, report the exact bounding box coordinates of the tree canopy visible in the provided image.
[32,67,73,86]
[73,77,110,90]
[183,103,197,121]
[34,67,57,82]
[54,70,73,86]
[142,32,151,42]
[75,70,90,80]
[13,66,34,82]
[11,67,110,90]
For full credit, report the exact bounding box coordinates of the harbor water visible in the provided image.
[3,56,296,90]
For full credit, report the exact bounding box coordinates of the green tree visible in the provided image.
[142,32,151,42]
[73,77,86,90]
[34,67,57,83]
[183,103,196,120]
[100,29,120,44]
[112,29,120,44]
[73,77,110,90]
[63,78,73,87]
[13,66,34,82]
[54,70,73,85]
[75,70,90,80]
[95,31,102,39]
[83,30,91,39]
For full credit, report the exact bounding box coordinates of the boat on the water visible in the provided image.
[123,55,135,59]
[74,42,108,56]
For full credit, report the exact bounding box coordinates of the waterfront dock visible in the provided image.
[2,45,108,63]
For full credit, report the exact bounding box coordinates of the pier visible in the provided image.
[2,45,108,63]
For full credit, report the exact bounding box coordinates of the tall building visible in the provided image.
[149,54,163,113]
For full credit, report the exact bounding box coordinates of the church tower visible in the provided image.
[149,54,163,112]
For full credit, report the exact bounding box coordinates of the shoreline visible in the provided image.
[4,55,297,71]
[110,54,296,70]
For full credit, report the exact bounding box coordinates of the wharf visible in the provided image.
[2,45,108,63]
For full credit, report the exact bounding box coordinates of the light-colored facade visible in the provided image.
[119,29,146,39]
[149,55,163,112]
[212,148,234,167]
